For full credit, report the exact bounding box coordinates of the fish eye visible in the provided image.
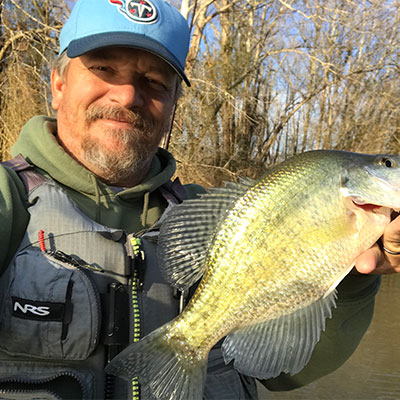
[379,157,394,168]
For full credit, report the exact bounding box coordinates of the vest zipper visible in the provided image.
[0,388,61,399]
[131,267,140,400]
[130,237,144,400]
[0,370,88,399]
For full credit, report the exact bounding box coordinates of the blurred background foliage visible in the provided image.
[1,0,399,186]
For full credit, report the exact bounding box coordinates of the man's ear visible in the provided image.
[51,68,64,111]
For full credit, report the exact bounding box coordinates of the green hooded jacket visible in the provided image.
[0,115,381,396]
[0,115,204,273]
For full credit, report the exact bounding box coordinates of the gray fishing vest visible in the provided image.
[0,156,258,400]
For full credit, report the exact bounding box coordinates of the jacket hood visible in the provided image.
[11,115,177,201]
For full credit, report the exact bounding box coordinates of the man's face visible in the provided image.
[51,47,179,186]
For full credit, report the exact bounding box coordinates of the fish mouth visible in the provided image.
[341,187,400,213]
[351,200,383,212]
[351,199,400,214]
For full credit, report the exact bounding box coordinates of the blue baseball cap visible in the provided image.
[59,0,191,86]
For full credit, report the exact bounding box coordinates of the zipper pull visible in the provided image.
[129,237,145,290]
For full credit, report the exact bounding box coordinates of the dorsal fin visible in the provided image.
[157,181,253,290]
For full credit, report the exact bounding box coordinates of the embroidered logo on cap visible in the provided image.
[109,0,158,24]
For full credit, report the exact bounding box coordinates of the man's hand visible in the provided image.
[355,212,400,274]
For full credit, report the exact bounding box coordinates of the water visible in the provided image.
[258,275,400,399]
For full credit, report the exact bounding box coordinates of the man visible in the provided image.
[0,0,398,398]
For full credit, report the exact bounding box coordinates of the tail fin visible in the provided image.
[105,324,207,400]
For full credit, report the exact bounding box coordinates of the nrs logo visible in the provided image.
[12,297,65,321]
[14,301,50,316]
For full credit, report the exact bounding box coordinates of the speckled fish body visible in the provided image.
[106,150,400,400]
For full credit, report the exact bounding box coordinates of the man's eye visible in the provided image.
[89,65,110,72]
[145,77,167,90]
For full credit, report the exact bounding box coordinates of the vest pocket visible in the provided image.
[0,249,101,360]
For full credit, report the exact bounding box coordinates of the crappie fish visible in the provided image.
[106,150,400,399]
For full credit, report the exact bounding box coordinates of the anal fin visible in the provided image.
[222,291,337,379]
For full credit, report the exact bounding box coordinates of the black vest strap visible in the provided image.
[1,154,31,171]
[159,177,187,204]
[1,154,46,193]
[3,154,187,205]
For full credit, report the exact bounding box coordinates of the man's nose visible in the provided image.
[108,82,144,109]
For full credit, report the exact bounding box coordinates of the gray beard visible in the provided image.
[81,105,165,185]
[82,128,157,185]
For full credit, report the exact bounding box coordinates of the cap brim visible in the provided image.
[66,32,191,87]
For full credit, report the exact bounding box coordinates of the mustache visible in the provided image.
[85,104,151,129]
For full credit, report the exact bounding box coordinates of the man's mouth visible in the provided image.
[101,117,132,124]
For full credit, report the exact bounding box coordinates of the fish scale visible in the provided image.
[107,150,400,400]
